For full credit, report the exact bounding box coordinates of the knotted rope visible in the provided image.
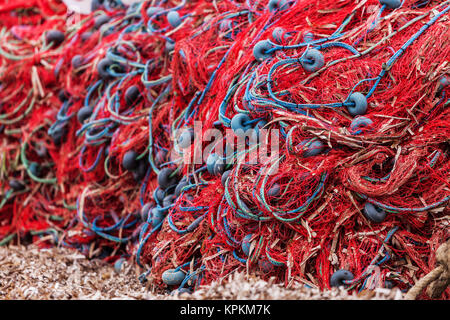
[405,239,449,300]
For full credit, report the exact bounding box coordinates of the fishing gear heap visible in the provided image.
[0,0,449,298]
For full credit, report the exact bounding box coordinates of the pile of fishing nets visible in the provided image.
[0,0,448,298]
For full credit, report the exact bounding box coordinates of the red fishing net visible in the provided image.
[0,0,448,298]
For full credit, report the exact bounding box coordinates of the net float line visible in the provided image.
[0,0,448,298]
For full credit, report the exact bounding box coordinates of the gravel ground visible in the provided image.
[0,246,403,300]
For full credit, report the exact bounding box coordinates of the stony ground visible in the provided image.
[0,245,403,300]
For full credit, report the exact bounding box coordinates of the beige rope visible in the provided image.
[404,240,449,300]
